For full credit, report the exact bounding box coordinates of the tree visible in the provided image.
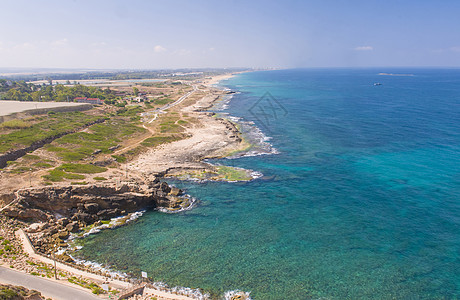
[132,87,139,97]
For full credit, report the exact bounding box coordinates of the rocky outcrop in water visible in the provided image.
[2,177,182,223]
[2,177,191,254]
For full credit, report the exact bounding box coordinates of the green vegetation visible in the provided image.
[67,276,105,295]
[33,162,53,168]
[9,166,34,174]
[0,119,31,129]
[71,181,88,185]
[159,115,186,134]
[132,86,139,96]
[1,80,117,102]
[23,154,41,160]
[116,105,144,117]
[0,112,102,153]
[57,163,107,174]
[47,118,144,162]
[141,135,183,147]
[154,97,174,106]
[42,169,85,182]
[174,165,253,182]
[111,155,127,163]
[0,287,18,298]
[42,163,106,182]
[215,165,253,181]
[93,176,107,181]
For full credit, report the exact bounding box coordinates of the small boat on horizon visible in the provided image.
[374,82,382,86]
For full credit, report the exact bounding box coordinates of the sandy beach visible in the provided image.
[129,73,248,177]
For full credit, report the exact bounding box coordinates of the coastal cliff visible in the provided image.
[1,177,189,254]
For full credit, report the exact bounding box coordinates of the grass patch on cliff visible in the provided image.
[158,115,186,134]
[22,154,41,160]
[48,119,145,161]
[57,163,107,174]
[42,169,85,182]
[111,154,127,163]
[71,181,88,185]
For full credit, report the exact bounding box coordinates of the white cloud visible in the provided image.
[449,46,460,52]
[355,46,373,51]
[51,38,68,46]
[154,45,166,53]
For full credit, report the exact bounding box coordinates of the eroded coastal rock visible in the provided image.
[1,177,190,254]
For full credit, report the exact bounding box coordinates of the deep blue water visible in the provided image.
[77,69,460,299]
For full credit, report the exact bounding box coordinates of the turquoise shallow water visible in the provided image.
[77,69,460,299]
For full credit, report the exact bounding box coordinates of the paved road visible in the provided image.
[0,266,101,300]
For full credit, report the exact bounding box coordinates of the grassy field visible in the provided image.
[0,112,103,153]
[46,118,145,162]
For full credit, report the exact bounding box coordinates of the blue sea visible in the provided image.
[76,69,460,299]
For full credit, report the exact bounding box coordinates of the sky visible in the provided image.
[1,0,460,69]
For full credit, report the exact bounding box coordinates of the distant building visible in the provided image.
[74,97,103,105]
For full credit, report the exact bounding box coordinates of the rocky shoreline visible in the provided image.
[0,73,253,300]
[2,176,191,258]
